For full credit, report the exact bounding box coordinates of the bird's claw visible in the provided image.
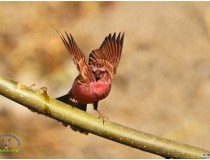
[98,113,109,124]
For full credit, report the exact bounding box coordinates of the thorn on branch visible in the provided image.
[16,81,25,89]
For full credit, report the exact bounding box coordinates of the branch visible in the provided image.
[0,75,209,158]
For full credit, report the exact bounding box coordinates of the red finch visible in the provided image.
[56,31,124,134]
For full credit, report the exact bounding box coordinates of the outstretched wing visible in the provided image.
[57,30,86,66]
[76,58,91,83]
[57,30,91,83]
[89,32,124,78]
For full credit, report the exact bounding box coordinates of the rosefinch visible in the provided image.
[56,31,124,134]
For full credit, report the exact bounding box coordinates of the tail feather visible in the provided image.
[56,94,69,104]
[56,94,87,111]
[56,93,88,134]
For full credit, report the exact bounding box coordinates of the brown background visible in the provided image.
[0,2,210,158]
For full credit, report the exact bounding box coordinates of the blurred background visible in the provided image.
[0,1,210,158]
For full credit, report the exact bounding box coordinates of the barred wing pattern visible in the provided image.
[57,30,91,83]
[89,32,124,78]
[57,31,124,82]
[57,30,86,66]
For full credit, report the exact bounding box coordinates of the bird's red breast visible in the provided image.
[70,72,112,104]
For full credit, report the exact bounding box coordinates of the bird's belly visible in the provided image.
[71,82,111,104]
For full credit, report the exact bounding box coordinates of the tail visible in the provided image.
[56,94,87,111]
[56,93,88,134]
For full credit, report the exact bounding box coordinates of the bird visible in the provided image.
[56,31,124,134]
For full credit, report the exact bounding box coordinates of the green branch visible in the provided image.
[0,75,209,158]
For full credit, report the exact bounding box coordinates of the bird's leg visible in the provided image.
[93,101,109,124]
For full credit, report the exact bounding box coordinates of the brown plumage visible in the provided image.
[56,31,124,134]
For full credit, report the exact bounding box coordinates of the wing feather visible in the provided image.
[77,58,91,83]
[89,32,124,78]
[57,30,86,66]
[57,30,90,83]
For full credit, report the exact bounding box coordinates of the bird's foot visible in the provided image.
[96,110,109,124]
